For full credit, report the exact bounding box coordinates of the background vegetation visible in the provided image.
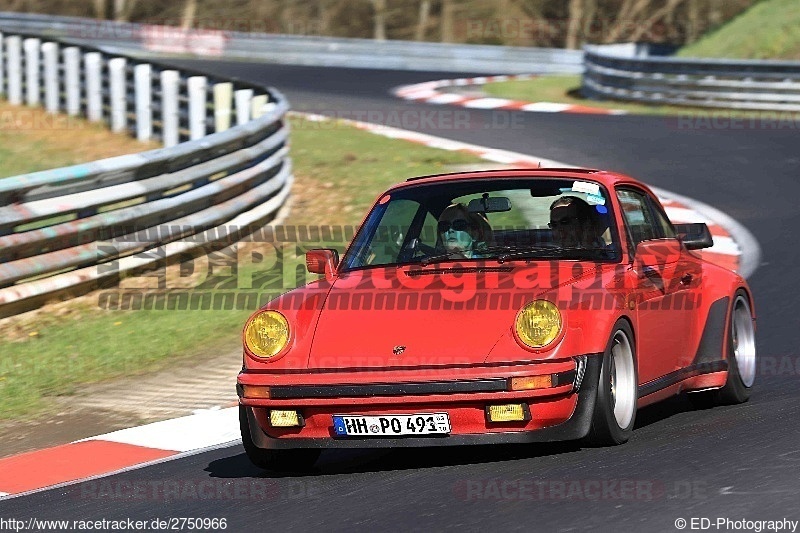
[4,0,757,49]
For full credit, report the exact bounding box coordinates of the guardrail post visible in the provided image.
[188,76,207,140]
[6,36,22,105]
[63,47,80,116]
[24,38,41,106]
[0,33,4,96]
[213,82,233,132]
[85,52,103,122]
[134,63,152,141]
[109,57,127,132]
[42,42,59,113]
[234,89,253,126]
[251,95,272,119]
[160,70,179,147]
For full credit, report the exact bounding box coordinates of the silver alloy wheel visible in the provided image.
[732,295,757,387]
[610,331,636,429]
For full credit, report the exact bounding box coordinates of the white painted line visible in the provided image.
[426,93,467,104]
[462,97,514,109]
[521,102,572,113]
[89,406,240,452]
[402,89,439,100]
[664,206,711,224]
[706,235,741,256]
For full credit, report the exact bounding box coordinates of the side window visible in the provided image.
[419,211,439,249]
[647,198,677,239]
[616,189,659,248]
[360,199,421,266]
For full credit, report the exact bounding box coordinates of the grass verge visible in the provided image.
[0,114,485,421]
[0,102,158,178]
[678,0,800,60]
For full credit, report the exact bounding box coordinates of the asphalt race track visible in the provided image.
[2,62,798,531]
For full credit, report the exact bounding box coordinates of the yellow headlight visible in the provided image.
[515,300,562,348]
[244,311,290,358]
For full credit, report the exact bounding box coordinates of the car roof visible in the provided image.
[386,168,653,196]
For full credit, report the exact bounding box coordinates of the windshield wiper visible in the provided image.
[419,250,470,266]
[494,245,615,262]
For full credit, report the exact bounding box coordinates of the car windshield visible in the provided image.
[341,177,622,271]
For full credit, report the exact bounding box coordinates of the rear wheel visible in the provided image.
[586,320,638,446]
[240,406,321,472]
[690,290,755,408]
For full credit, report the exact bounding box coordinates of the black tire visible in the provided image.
[239,406,321,472]
[689,290,755,408]
[586,320,638,446]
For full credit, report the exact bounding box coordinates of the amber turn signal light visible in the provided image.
[242,385,271,399]
[510,375,554,391]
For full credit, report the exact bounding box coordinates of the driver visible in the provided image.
[548,196,605,248]
[437,203,491,258]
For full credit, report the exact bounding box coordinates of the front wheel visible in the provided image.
[586,320,638,446]
[239,406,321,472]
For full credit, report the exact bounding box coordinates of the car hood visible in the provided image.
[305,262,608,369]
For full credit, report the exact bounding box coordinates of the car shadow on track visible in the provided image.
[204,395,714,479]
[633,395,697,430]
[205,440,583,479]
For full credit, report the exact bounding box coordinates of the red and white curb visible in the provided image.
[0,113,758,500]
[0,407,240,499]
[394,75,626,115]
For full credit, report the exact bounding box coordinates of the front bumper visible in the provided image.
[239,354,601,449]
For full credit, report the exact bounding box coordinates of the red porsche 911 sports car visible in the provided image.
[237,168,756,470]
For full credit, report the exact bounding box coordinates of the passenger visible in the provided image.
[437,203,491,258]
[548,196,605,248]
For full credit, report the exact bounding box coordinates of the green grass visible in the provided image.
[679,0,800,60]
[483,75,786,116]
[0,115,485,421]
[0,102,157,179]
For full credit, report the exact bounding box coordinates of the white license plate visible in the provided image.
[332,413,451,436]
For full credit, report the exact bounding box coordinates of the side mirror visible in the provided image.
[634,238,681,271]
[306,249,339,275]
[674,223,713,250]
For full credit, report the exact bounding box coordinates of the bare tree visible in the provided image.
[628,0,687,42]
[566,0,584,49]
[686,0,701,42]
[604,0,652,43]
[94,0,107,19]
[370,0,387,40]
[415,0,431,41]
[582,0,597,44]
[441,0,455,42]
[113,0,137,22]
[181,0,196,29]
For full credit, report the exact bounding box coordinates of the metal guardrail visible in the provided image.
[0,30,292,318]
[0,12,584,74]
[583,44,800,112]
